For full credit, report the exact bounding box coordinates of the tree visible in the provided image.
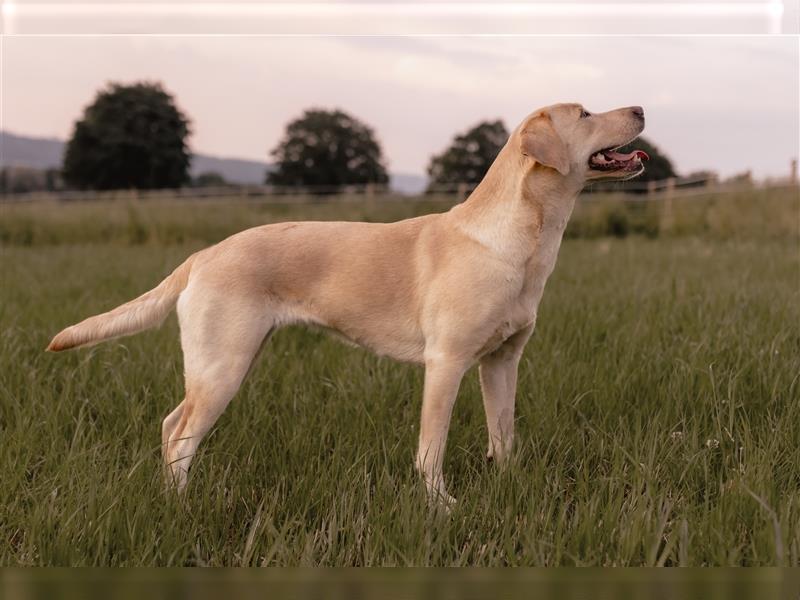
[62,82,191,190]
[192,171,229,188]
[680,170,718,188]
[267,108,389,192]
[426,120,509,191]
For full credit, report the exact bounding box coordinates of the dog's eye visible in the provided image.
[580,109,591,119]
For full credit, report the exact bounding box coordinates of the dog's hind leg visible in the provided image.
[478,324,533,465]
[163,284,273,491]
[161,400,185,463]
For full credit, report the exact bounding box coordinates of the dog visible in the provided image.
[48,103,647,506]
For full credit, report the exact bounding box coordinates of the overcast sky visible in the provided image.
[2,34,798,179]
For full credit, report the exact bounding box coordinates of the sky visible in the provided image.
[1,9,798,180]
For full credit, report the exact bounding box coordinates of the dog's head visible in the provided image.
[515,103,648,183]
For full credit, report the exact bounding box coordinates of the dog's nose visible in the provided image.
[631,106,645,119]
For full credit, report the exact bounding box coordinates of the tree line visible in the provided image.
[58,81,676,193]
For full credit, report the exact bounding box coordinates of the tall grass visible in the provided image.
[1,185,797,247]
[1,202,798,565]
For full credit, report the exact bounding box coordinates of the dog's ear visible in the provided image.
[519,115,570,176]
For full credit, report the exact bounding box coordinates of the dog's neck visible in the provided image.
[450,144,582,265]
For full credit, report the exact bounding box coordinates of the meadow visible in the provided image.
[1,187,799,566]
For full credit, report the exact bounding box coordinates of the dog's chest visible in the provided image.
[517,226,565,312]
[480,227,565,356]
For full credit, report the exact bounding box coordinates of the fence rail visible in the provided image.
[1,176,798,205]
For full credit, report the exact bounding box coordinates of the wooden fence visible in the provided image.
[1,174,797,206]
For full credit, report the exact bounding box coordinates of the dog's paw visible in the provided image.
[486,448,513,468]
[427,489,456,513]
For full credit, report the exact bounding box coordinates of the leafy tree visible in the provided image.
[724,170,753,185]
[192,171,229,187]
[680,170,718,188]
[63,82,191,190]
[426,120,509,191]
[267,109,389,192]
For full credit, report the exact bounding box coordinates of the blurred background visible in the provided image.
[1,30,797,239]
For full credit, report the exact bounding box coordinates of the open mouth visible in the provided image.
[588,147,649,172]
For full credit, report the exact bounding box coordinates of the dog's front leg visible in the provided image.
[478,325,534,464]
[416,355,469,508]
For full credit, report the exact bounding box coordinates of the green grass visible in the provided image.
[2,185,797,246]
[1,195,799,566]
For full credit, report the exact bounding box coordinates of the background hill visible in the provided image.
[0,131,65,171]
[0,131,426,193]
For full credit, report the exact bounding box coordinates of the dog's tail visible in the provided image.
[46,254,197,352]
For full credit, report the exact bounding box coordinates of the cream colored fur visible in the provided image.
[48,103,646,505]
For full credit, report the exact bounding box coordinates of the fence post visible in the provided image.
[659,177,675,235]
[791,159,798,185]
[365,183,376,207]
[457,183,468,201]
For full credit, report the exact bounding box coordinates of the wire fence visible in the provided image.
[1,175,798,205]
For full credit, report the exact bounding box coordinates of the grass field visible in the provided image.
[1,190,799,566]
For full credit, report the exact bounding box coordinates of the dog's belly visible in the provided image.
[275,282,427,363]
[316,319,426,363]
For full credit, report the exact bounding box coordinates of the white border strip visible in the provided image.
[0,1,788,34]
[2,2,786,17]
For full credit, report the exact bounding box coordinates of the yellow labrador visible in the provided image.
[48,103,647,505]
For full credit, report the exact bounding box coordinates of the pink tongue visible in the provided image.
[608,149,649,161]
[606,150,650,162]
